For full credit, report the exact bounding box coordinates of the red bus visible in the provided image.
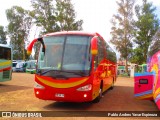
[27,31,117,102]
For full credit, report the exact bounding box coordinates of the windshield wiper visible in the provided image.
[52,74,69,80]
[37,69,59,75]
[60,70,87,77]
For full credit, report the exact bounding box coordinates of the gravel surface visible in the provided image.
[0,73,159,120]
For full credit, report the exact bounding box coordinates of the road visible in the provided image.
[0,73,159,119]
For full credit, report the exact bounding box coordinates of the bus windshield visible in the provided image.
[37,35,92,77]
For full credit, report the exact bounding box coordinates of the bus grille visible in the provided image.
[3,70,10,79]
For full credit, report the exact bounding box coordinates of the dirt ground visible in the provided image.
[0,73,159,120]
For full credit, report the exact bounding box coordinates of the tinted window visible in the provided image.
[97,37,105,63]
[38,35,92,76]
[13,63,17,67]
[106,43,117,63]
[0,46,11,60]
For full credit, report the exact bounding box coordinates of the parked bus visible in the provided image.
[12,60,18,72]
[0,44,12,82]
[27,31,117,102]
[12,60,24,72]
[15,61,26,72]
[134,32,160,109]
[135,64,147,73]
[26,60,37,74]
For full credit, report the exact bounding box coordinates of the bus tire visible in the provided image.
[93,82,103,103]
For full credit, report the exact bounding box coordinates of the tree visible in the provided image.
[110,0,135,73]
[132,0,160,64]
[30,0,83,59]
[55,0,83,31]
[129,48,143,64]
[0,26,7,44]
[31,0,83,33]
[31,0,59,33]
[6,6,32,60]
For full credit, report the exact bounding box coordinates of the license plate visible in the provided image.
[55,93,64,98]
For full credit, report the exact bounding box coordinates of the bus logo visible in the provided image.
[2,112,11,117]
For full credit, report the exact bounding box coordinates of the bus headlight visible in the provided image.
[34,82,45,89]
[77,84,92,91]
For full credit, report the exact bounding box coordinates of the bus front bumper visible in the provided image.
[34,87,93,102]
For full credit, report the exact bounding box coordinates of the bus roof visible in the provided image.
[44,31,103,39]
[0,44,11,48]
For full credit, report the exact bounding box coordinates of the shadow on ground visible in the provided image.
[0,84,32,93]
[43,101,93,111]
[42,85,158,111]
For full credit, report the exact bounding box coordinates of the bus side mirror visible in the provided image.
[27,37,44,56]
[91,37,98,55]
[27,39,38,56]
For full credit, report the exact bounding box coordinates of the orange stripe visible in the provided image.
[36,76,88,88]
[135,94,153,100]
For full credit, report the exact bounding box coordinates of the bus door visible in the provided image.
[134,72,154,100]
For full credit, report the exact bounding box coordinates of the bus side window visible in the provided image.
[106,44,116,63]
[97,37,105,64]
[0,47,11,60]
[6,49,11,60]
[0,47,3,59]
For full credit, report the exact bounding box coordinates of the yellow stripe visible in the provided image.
[0,60,12,67]
[154,88,160,99]
[36,76,88,88]
[151,64,158,92]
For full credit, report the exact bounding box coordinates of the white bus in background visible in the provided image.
[26,60,37,74]
[12,60,24,72]
[15,61,27,72]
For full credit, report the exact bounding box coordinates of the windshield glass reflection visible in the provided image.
[37,35,92,77]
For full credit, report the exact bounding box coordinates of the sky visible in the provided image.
[0,0,160,46]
